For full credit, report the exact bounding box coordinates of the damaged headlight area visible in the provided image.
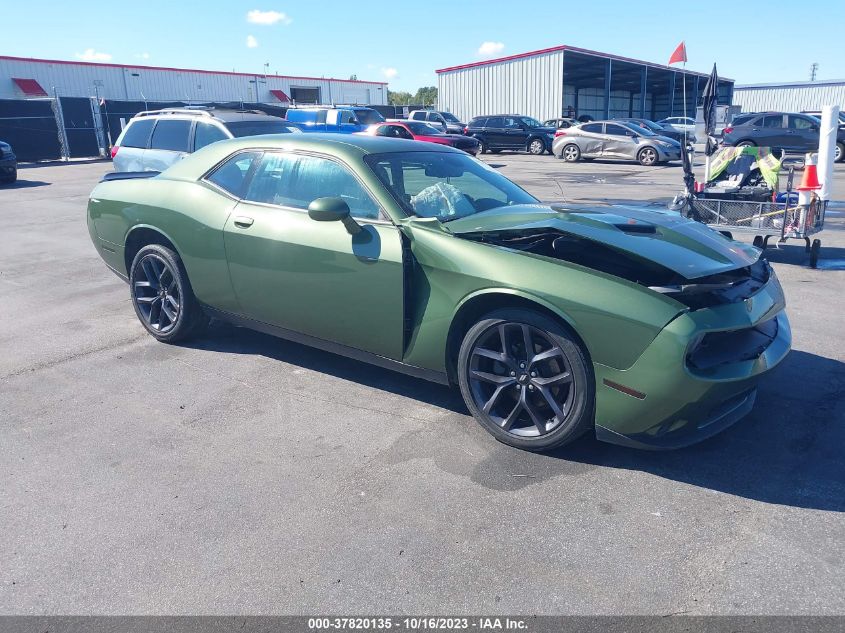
[462,229,771,311]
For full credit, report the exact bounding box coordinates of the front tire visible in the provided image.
[129,244,208,343]
[638,147,658,166]
[835,142,844,163]
[457,309,593,451]
[527,137,546,155]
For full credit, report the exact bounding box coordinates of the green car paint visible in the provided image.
[87,134,791,449]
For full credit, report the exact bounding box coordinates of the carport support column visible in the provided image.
[639,67,647,118]
[604,59,612,120]
[669,72,676,117]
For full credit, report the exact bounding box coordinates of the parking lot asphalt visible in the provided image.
[1,156,843,615]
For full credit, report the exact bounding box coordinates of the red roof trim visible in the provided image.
[435,45,729,80]
[12,77,48,96]
[0,55,388,86]
[270,89,290,102]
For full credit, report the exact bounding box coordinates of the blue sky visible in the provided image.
[3,0,845,92]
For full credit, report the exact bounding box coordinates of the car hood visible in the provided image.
[443,203,760,280]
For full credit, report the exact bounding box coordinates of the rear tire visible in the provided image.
[561,144,580,162]
[1,169,16,184]
[810,239,821,269]
[457,309,593,452]
[736,140,756,148]
[129,244,208,343]
[835,142,844,163]
[478,140,489,154]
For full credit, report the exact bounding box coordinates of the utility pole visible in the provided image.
[810,63,819,81]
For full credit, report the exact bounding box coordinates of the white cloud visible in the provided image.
[76,48,112,62]
[247,9,292,25]
[381,67,398,80]
[477,41,505,58]
[246,35,259,48]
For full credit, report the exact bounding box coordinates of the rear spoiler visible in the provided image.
[100,171,160,182]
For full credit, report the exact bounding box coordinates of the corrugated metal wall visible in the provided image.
[438,50,564,123]
[733,82,845,112]
[0,57,387,105]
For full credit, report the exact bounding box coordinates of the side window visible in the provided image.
[150,119,192,152]
[502,117,520,129]
[194,122,229,151]
[761,115,783,128]
[374,125,391,137]
[788,115,815,130]
[486,117,504,128]
[394,126,413,140]
[339,110,357,125]
[410,112,424,121]
[120,119,154,148]
[206,151,260,198]
[470,117,486,128]
[245,152,381,220]
[581,123,603,134]
[605,124,631,136]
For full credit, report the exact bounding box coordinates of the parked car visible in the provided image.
[543,118,579,129]
[390,117,446,133]
[464,115,556,155]
[0,140,16,184]
[359,120,480,155]
[658,116,696,135]
[721,112,845,162]
[408,110,465,135]
[87,134,790,451]
[552,121,682,165]
[802,110,845,125]
[112,108,299,172]
[616,118,696,145]
[285,106,385,133]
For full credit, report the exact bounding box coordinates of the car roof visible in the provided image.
[131,108,283,123]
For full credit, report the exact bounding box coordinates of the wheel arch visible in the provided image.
[123,225,181,276]
[444,289,590,385]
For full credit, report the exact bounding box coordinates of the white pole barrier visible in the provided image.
[817,105,839,202]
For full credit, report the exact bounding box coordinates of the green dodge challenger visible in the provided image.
[87,134,790,451]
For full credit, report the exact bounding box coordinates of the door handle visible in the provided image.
[233,216,254,228]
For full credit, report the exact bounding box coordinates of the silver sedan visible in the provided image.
[552,121,682,166]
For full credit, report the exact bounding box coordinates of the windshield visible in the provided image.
[624,123,657,137]
[633,119,663,133]
[226,121,300,137]
[406,121,443,135]
[365,151,538,222]
[354,109,386,125]
[520,117,544,128]
[441,112,460,123]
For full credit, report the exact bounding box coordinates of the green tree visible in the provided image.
[387,90,413,105]
[414,86,438,106]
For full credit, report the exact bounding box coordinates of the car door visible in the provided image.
[484,117,507,148]
[602,123,638,158]
[787,115,820,151]
[753,114,787,149]
[577,123,605,157]
[222,150,405,360]
[145,119,192,171]
[501,116,528,149]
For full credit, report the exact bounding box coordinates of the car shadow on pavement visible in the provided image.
[186,321,468,414]
[2,179,50,189]
[552,349,845,512]
[187,323,843,511]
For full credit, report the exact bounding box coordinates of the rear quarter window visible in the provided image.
[469,118,487,128]
[120,119,155,149]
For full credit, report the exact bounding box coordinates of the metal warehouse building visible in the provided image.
[0,55,387,106]
[733,79,845,113]
[437,45,734,124]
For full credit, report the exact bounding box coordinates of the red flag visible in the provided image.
[668,41,687,65]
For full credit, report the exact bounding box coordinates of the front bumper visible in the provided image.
[592,274,791,449]
[0,156,16,176]
[656,146,681,161]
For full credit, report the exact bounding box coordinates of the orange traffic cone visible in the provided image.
[798,153,822,191]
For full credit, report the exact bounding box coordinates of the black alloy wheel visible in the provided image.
[129,244,208,343]
[458,309,593,451]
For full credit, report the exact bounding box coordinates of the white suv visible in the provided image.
[111,108,299,172]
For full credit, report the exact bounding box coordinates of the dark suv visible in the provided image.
[722,111,844,162]
[464,115,556,155]
[0,140,16,184]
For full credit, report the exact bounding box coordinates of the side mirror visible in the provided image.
[308,197,362,235]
